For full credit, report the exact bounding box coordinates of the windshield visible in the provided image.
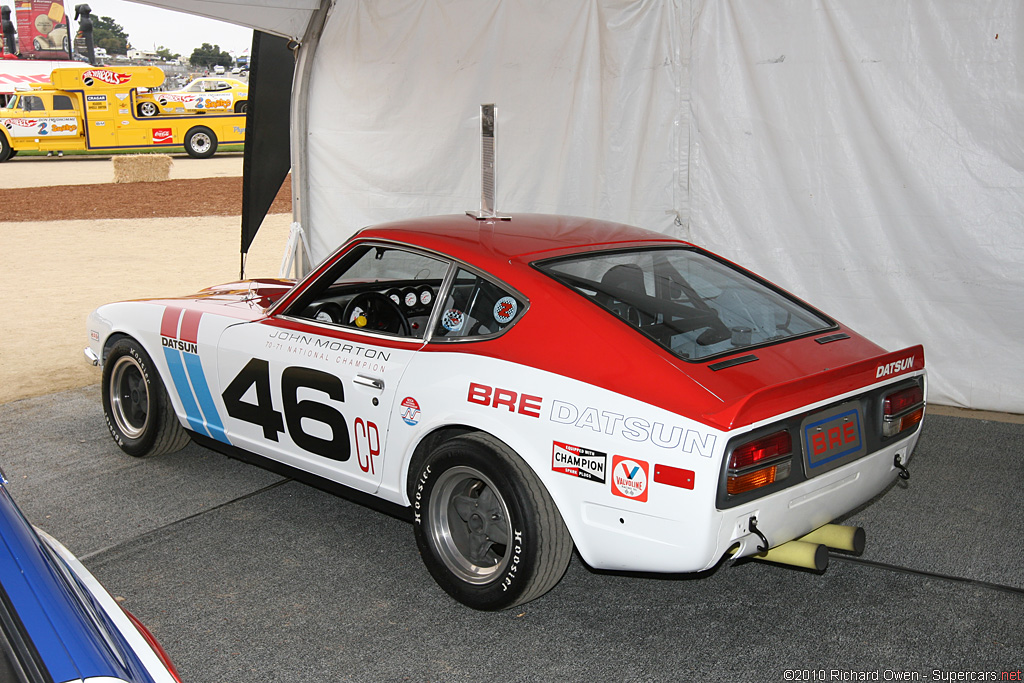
[536,248,834,361]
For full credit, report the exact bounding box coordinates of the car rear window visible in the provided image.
[535,247,834,361]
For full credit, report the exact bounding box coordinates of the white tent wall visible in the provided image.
[126,0,1024,414]
[303,0,688,259]
[688,1,1024,412]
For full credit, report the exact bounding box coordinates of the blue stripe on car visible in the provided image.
[182,352,230,444]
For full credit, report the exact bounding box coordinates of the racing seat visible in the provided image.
[598,263,655,327]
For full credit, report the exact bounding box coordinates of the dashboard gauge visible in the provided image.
[386,289,402,306]
[404,290,418,308]
[419,287,433,306]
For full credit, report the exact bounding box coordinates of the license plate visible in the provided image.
[801,402,866,477]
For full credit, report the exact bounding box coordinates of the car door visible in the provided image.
[215,242,451,494]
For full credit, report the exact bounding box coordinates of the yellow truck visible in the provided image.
[0,66,245,161]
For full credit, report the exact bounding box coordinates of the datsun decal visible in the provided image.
[160,306,229,444]
[876,355,915,378]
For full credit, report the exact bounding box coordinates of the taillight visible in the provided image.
[727,429,793,495]
[882,385,925,438]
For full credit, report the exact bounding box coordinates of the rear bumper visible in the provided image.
[719,427,921,564]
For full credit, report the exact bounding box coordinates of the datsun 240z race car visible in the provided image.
[85,214,926,610]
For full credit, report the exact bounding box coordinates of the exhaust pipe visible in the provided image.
[796,523,865,555]
[752,539,829,572]
[747,523,864,572]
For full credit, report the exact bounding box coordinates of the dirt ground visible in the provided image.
[0,154,294,404]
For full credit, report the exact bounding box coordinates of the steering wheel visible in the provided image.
[343,292,411,336]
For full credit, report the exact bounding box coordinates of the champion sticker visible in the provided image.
[493,296,517,324]
[400,397,421,426]
[611,455,649,502]
[442,309,465,332]
[552,441,606,483]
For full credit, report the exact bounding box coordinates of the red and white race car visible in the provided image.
[85,214,926,610]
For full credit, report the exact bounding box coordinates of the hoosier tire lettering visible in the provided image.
[101,338,190,457]
[411,433,573,611]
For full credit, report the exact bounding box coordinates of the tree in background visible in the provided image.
[155,45,179,61]
[92,16,128,55]
[189,43,232,69]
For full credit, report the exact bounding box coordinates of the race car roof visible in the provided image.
[354,213,682,271]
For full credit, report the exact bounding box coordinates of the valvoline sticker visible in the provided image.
[611,455,649,502]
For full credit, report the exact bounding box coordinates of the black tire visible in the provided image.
[137,101,159,117]
[101,338,190,457]
[0,134,11,163]
[234,100,248,114]
[184,126,218,159]
[411,433,573,610]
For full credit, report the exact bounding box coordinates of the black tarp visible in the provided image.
[240,31,295,277]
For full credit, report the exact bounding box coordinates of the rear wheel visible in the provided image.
[411,433,573,610]
[101,338,190,457]
[184,126,218,159]
[234,100,248,114]
[137,101,159,117]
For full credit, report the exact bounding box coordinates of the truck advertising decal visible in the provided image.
[2,116,78,137]
[152,128,173,144]
[81,68,132,86]
[85,94,108,111]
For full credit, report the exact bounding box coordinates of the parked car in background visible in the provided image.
[136,77,249,117]
[0,467,181,682]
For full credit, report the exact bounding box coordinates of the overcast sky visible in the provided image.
[83,1,256,59]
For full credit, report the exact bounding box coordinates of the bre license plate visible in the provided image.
[801,402,866,477]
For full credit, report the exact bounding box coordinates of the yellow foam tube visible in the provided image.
[753,540,828,572]
[796,524,865,555]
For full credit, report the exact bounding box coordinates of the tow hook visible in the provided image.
[748,516,769,553]
[893,453,910,480]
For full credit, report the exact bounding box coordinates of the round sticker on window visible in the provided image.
[493,296,518,324]
[442,308,465,332]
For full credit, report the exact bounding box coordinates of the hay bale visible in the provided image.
[112,154,173,183]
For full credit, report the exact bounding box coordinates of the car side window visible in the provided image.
[284,244,450,339]
[432,268,526,340]
[52,95,74,111]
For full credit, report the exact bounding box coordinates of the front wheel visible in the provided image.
[101,338,190,457]
[411,433,573,610]
[137,101,159,117]
[234,100,248,114]
[0,135,12,163]
[184,126,218,159]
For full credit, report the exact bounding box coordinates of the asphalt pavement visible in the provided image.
[1,386,1021,682]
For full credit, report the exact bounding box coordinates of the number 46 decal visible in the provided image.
[222,358,360,462]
